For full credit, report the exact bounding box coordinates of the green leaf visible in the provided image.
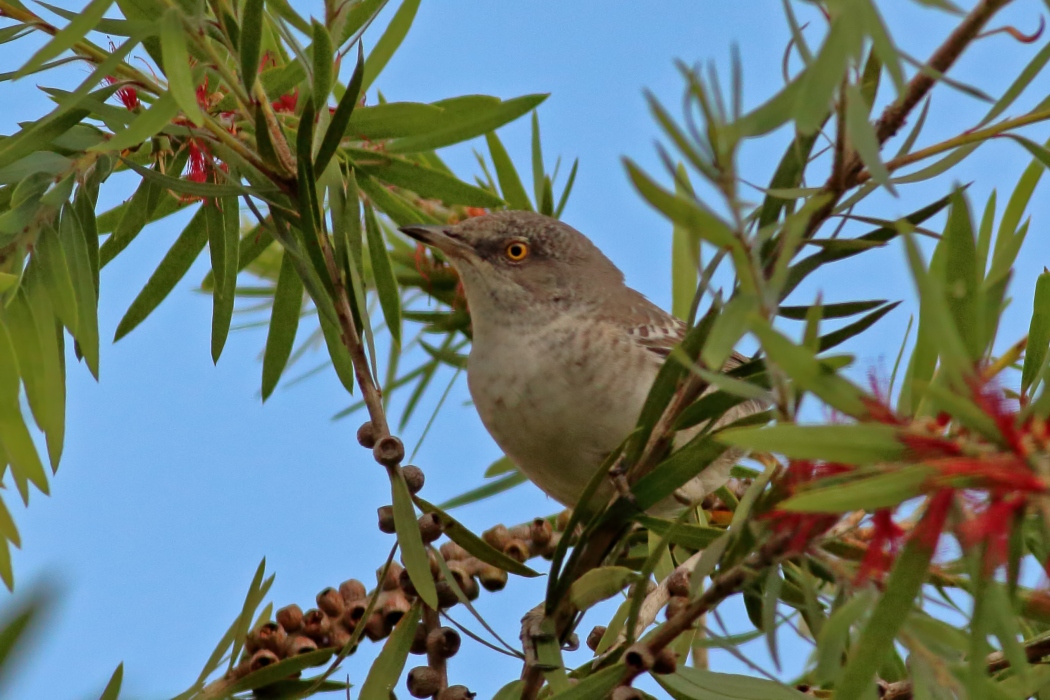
[757,132,819,229]
[350,149,503,207]
[817,301,901,352]
[315,45,365,174]
[61,206,99,378]
[357,172,439,226]
[781,467,933,513]
[814,590,876,683]
[778,299,888,320]
[0,107,90,172]
[364,204,402,347]
[795,12,861,134]
[530,110,544,205]
[93,91,181,154]
[361,0,421,92]
[835,500,947,699]
[34,225,78,335]
[0,331,49,500]
[22,274,65,469]
[391,472,438,608]
[750,318,869,417]
[97,663,123,700]
[548,666,627,700]
[221,649,334,694]
[435,470,528,510]
[569,566,637,611]
[99,175,162,267]
[161,9,204,127]
[658,667,807,700]
[718,423,904,465]
[261,251,303,400]
[114,205,209,341]
[385,94,548,154]
[120,157,274,199]
[941,192,981,359]
[624,159,735,249]
[844,84,891,189]
[485,131,532,211]
[360,602,421,699]
[636,515,725,550]
[415,497,541,577]
[207,198,239,362]
[238,0,263,90]
[1023,271,1050,395]
[16,0,115,79]
[310,20,334,112]
[227,559,274,673]
[317,311,357,395]
[671,165,699,321]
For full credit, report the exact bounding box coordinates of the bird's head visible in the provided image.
[400,211,624,325]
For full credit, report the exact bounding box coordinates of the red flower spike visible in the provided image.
[763,460,852,555]
[957,494,1026,574]
[855,510,906,584]
[103,76,140,111]
[196,77,210,110]
[929,455,1043,493]
[914,489,953,551]
[272,89,298,113]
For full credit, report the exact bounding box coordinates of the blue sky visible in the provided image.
[3,1,1050,698]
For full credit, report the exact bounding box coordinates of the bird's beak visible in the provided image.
[398,224,473,258]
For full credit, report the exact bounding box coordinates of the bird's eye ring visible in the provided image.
[505,241,529,262]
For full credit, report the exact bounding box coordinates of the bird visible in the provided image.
[400,211,764,513]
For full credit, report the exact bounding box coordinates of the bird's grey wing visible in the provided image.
[617,293,750,370]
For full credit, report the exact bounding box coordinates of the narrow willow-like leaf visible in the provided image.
[314,44,364,174]
[161,8,204,126]
[311,19,333,111]
[3,292,50,435]
[435,470,527,510]
[115,206,209,340]
[391,473,438,608]
[530,110,544,204]
[0,107,90,172]
[485,131,532,210]
[719,423,904,465]
[361,0,421,91]
[350,148,503,207]
[317,312,357,395]
[23,273,65,469]
[658,668,807,700]
[16,0,115,79]
[1024,272,1050,395]
[364,204,402,347]
[99,176,160,267]
[206,199,236,362]
[61,206,99,378]
[416,497,541,577]
[120,157,274,198]
[554,157,578,218]
[97,663,123,700]
[569,566,637,611]
[358,601,421,698]
[796,13,860,134]
[227,559,273,673]
[942,192,981,359]
[34,225,78,335]
[261,251,303,400]
[386,94,548,154]
[624,159,735,249]
[0,321,49,501]
[670,165,699,321]
[835,501,948,698]
[239,0,263,90]
[844,84,891,188]
[781,467,932,513]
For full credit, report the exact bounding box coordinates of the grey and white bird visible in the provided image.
[401,211,761,512]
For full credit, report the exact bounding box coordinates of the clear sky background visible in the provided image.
[2,1,1050,698]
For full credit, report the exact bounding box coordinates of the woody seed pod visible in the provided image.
[407,666,442,698]
[610,687,645,700]
[435,580,459,608]
[418,512,443,543]
[426,626,462,659]
[317,587,345,618]
[503,538,530,563]
[562,632,579,652]
[652,648,678,675]
[398,567,418,597]
[530,517,553,547]
[257,622,287,654]
[328,622,352,650]
[276,603,303,633]
[302,608,330,643]
[666,568,691,598]
[410,623,429,655]
[440,541,468,561]
[364,611,391,641]
[383,562,405,591]
[248,649,279,671]
[478,564,508,592]
[587,626,607,652]
[482,524,509,551]
[666,595,690,621]
[382,590,413,628]
[555,509,572,532]
[402,465,425,494]
[344,599,368,626]
[377,505,396,534]
[339,579,367,605]
[243,630,261,655]
[374,435,404,467]
[438,686,475,700]
[285,634,318,656]
[357,421,376,448]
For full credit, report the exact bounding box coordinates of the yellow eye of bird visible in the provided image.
[505,241,529,261]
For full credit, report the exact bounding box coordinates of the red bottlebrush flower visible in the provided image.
[855,509,906,584]
[196,77,210,110]
[862,369,903,425]
[914,489,954,550]
[464,207,487,218]
[899,433,962,459]
[272,89,298,113]
[186,140,208,183]
[928,454,1044,493]
[103,76,140,110]
[957,493,1025,573]
[972,378,1025,454]
[764,460,851,554]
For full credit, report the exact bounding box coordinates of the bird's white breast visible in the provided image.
[467,315,659,507]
